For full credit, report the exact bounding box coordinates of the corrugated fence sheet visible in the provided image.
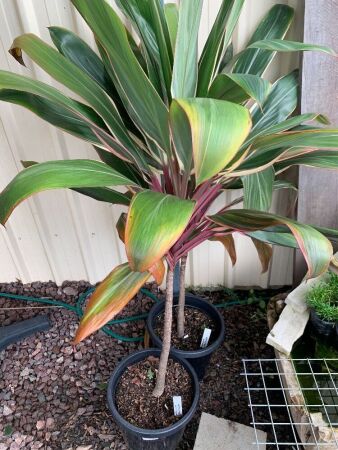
[0,0,304,287]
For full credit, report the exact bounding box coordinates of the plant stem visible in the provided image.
[152,267,174,397]
[177,255,187,338]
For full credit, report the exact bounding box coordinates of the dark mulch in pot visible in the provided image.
[0,282,292,450]
[155,307,216,351]
[116,356,193,429]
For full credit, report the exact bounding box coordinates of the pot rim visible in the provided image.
[147,294,225,358]
[106,348,200,438]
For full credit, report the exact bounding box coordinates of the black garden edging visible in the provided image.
[107,348,199,450]
[0,315,51,352]
[147,294,225,379]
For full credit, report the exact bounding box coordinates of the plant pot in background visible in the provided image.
[107,349,199,450]
[147,294,225,380]
[309,308,336,342]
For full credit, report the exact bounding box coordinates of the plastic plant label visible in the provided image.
[173,396,183,416]
[200,328,212,348]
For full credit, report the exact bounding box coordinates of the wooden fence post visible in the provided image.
[295,0,338,283]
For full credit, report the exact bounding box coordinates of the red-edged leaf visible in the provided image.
[116,212,127,243]
[149,259,166,285]
[74,263,150,343]
[251,237,272,273]
[210,234,237,266]
[209,209,333,278]
[125,191,195,272]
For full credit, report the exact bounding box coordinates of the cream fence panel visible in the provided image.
[0,0,304,287]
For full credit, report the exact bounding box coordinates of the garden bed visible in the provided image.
[1,282,292,450]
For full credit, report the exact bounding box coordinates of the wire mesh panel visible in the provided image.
[242,359,338,449]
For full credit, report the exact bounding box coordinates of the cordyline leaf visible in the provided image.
[22,160,131,205]
[73,187,130,205]
[171,0,202,98]
[0,160,136,225]
[0,88,104,146]
[94,147,146,188]
[209,209,333,278]
[208,73,271,106]
[232,4,294,76]
[48,26,116,97]
[9,34,141,158]
[246,113,330,146]
[252,129,338,153]
[116,0,164,98]
[248,39,337,56]
[74,263,150,343]
[116,212,127,243]
[249,230,298,248]
[164,3,179,51]
[242,167,275,211]
[251,237,273,273]
[249,71,299,140]
[210,234,237,266]
[71,0,170,152]
[149,259,166,285]
[170,98,251,185]
[275,150,338,173]
[125,191,195,272]
[148,0,173,97]
[198,0,245,96]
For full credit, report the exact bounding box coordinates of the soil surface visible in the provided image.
[155,307,216,351]
[0,282,293,449]
[116,356,193,429]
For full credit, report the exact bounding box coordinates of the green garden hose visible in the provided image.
[0,288,265,342]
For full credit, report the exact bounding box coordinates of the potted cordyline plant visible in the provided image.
[2,0,338,447]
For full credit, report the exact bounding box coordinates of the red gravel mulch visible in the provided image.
[0,282,290,449]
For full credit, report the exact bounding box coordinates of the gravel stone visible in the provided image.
[0,281,290,450]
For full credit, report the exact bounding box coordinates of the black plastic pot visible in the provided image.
[107,348,199,450]
[147,294,225,380]
[309,308,336,340]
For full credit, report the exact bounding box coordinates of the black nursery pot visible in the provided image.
[107,348,199,450]
[147,294,225,380]
[309,308,336,341]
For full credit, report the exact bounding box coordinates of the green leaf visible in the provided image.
[48,26,115,96]
[73,187,130,205]
[164,3,179,51]
[248,39,336,56]
[116,0,164,98]
[242,167,275,211]
[10,34,140,158]
[74,263,150,343]
[276,150,338,172]
[249,230,298,248]
[250,71,299,137]
[208,73,271,105]
[247,113,330,145]
[170,98,251,185]
[148,0,173,97]
[233,5,294,75]
[252,129,338,153]
[198,0,245,96]
[125,191,195,272]
[0,88,103,145]
[171,0,203,98]
[0,160,136,224]
[21,159,131,206]
[209,209,333,278]
[71,0,170,152]
[94,147,146,188]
